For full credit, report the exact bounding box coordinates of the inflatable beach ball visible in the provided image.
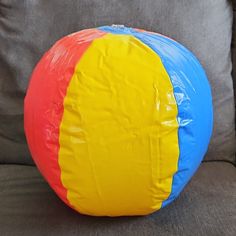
[24,26,213,216]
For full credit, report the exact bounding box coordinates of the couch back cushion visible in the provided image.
[0,0,235,164]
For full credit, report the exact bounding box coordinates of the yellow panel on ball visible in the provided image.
[58,33,179,216]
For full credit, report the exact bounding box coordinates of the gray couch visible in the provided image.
[0,0,235,235]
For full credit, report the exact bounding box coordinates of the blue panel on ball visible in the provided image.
[99,26,213,207]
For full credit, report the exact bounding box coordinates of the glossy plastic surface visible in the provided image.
[24,26,213,216]
[99,26,213,208]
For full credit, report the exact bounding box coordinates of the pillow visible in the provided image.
[0,0,234,164]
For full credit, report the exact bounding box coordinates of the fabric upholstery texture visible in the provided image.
[232,0,236,129]
[0,162,235,236]
[0,0,235,164]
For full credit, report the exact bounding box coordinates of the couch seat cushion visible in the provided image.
[0,162,235,235]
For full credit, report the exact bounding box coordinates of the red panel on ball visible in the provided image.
[24,29,106,206]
